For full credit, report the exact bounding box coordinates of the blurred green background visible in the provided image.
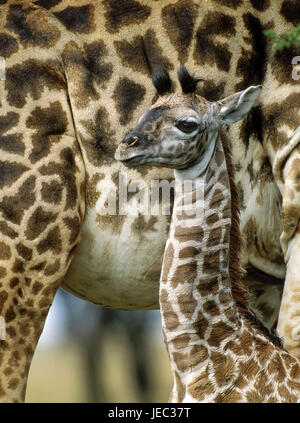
[25,289,172,403]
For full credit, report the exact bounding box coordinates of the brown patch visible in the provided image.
[25,206,58,241]
[36,226,62,255]
[54,5,95,33]
[194,12,236,72]
[250,0,270,10]
[61,41,99,109]
[44,259,60,276]
[207,226,222,247]
[280,0,300,25]
[174,225,204,243]
[203,299,219,317]
[188,369,214,400]
[214,0,242,6]
[0,242,11,260]
[112,77,146,126]
[85,173,105,208]
[173,344,208,372]
[192,313,209,336]
[0,112,24,155]
[41,180,63,205]
[26,101,68,164]
[0,161,28,190]
[217,389,242,403]
[84,40,113,86]
[197,277,219,297]
[131,214,158,237]
[0,33,18,58]
[16,243,32,261]
[114,29,173,75]
[63,217,81,244]
[160,289,180,331]
[207,321,233,347]
[6,58,65,108]
[235,13,267,91]
[103,0,151,33]
[171,261,197,288]
[0,221,18,239]
[12,259,24,274]
[202,250,220,274]
[178,246,199,259]
[178,292,197,319]
[38,147,79,210]
[262,93,300,151]
[161,0,198,63]
[80,107,116,166]
[172,333,190,350]
[0,175,36,225]
[7,4,60,48]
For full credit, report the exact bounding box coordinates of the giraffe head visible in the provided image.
[115,67,262,169]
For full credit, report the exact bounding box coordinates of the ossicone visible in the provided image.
[152,67,172,96]
[178,66,205,94]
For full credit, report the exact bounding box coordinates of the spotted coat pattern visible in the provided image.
[0,0,300,401]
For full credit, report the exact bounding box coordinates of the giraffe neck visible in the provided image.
[160,131,244,383]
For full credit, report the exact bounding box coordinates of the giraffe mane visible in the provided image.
[220,129,283,348]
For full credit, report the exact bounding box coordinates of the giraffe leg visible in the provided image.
[276,145,300,357]
[0,137,85,402]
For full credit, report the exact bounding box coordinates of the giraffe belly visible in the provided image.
[62,207,167,309]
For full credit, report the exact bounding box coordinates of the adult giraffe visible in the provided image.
[0,0,299,401]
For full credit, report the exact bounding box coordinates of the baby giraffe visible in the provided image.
[115,67,300,403]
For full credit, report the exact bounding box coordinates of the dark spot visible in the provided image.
[103,0,151,33]
[112,77,146,126]
[162,0,198,63]
[80,107,117,166]
[262,93,300,151]
[61,41,99,109]
[6,4,60,48]
[38,147,78,210]
[235,13,267,90]
[114,29,173,75]
[5,58,65,108]
[194,12,236,72]
[41,180,63,205]
[25,206,58,241]
[0,242,11,260]
[63,216,81,244]
[197,80,225,102]
[213,0,242,6]
[0,161,28,189]
[0,221,18,239]
[0,33,18,58]
[26,101,68,163]
[54,5,95,34]
[34,0,61,9]
[37,226,62,255]
[84,40,113,86]
[16,243,32,261]
[0,176,36,225]
[131,214,158,238]
[239,105,263,150]
[280,0,300,25]
[271,45,299,85]
[250,0,270,11]
[44,259,60,276]
[0,112,24,155]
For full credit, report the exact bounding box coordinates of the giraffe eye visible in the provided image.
[175,121,199,134]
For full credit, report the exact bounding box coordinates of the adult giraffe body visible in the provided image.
[0,0,299,401]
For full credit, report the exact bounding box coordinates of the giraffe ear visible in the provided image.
[217,85,262,124]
